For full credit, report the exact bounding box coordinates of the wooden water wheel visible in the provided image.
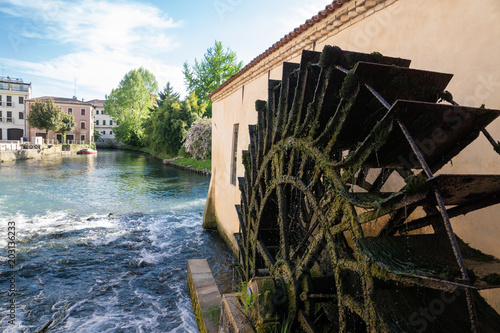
[237,46,500,332]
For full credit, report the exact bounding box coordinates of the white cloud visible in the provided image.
[277,0,334,32]
[0,0,183,99]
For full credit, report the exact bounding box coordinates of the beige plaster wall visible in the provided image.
[208,0,500,308]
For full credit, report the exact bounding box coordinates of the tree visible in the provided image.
[144,84,207,156]
[27,99,64,138]
[183,40,243,117]
[157,82,180,107]
[94,129,103,143]
[104,67,158,146]
[58,112,75,143]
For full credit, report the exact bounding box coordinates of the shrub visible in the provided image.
[183,117,212,160]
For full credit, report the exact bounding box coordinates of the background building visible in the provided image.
[0,77,32,141]
[88,99,118,146]
[25,96,95,144]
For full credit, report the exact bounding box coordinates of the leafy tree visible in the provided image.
[27,99,64,137]
[145,84,206,156]
[183,40,243,117]
[104,67,158,146]
[94,129,103,143]
[58,112,75,143]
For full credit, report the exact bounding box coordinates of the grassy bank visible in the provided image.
[120,145,211,172]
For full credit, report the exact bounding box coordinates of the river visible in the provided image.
[0,150,234,332]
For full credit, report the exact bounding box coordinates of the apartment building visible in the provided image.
[0,77,32,140]
[88,99,117,146]
[25,96,95,144]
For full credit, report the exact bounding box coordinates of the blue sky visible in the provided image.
[0,0,330,100]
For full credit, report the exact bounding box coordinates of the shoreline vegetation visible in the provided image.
[119,145,211,176]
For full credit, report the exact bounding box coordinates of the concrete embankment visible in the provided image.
[0,145,82,162]
[188,259,253,333]
[188,259,222,333]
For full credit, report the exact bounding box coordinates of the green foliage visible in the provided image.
[157,82,180,107]
[104,67,158,146]
[183,40,243,117]
[94,129,103,143]
[59,112,75,142]
[27,99,65,135]
[171,157,211,171]
[144,84,206,156]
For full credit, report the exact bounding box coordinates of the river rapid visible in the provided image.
[0,150,234,332]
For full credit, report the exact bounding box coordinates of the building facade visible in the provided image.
[0,77,32,141]
[88,99,118,146]
[205,0,500,309]
[25,96,95,144]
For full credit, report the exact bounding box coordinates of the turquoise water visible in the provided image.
[0,150,234,332]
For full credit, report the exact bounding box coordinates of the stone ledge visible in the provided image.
[188,259,222,333]
[219,293,253,333]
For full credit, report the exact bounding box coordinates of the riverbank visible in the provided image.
[0,144,85,163]
[120,145,211,176]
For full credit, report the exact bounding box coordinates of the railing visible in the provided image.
[0,141,22,151]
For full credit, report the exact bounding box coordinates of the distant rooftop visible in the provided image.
[87,99,105,107]
[27,96,94,105]
[0,76,31,85]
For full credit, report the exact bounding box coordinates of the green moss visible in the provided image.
[403,174,429,195]
[242,150,251,176]
[256,100,267,112]
[438,90,454,103]
[439,267,476,283]
[339,71,359,100]
[457,238,495,262]
[370,51,384,62]
[318,45,343,68]
[494,141,500,155]
[483,273,500,285]
[205,305,221,326]
[390,74,409,92]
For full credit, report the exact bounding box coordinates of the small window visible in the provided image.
[19,96,24,104]
[81,108,86,116]
[96,110,99,115]
[230,124,239,185]
[95,120,99,125]
[68,108,73,114]
[6,111,12,122]
[102,110,105,115]
[102,120,106,126]
[19,112,24,120]
[110,131,113,135]
[102,130,106,135]
[80,135,85,141]
[6,96,12,107]
[110,120,113,125]
[80,121,86,129]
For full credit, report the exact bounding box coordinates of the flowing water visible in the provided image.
[0,150,234,332]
